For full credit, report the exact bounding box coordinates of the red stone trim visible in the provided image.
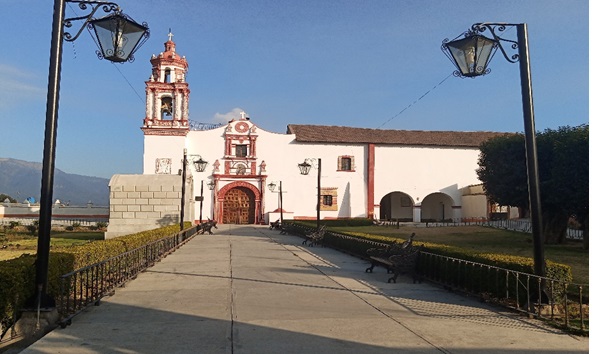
[216,180,262,224]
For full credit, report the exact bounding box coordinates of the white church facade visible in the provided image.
[106,34,511,238]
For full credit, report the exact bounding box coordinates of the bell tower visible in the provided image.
[141,31,190,136]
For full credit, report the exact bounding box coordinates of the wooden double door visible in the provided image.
[222,187,256,224]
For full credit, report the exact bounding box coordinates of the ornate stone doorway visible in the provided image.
[222,187,255,224]
[216,181,262,224]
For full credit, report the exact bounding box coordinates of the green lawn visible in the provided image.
[0,230,105,261]
[331,225,589,285]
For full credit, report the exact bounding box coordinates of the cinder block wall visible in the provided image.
[105,174,192,239]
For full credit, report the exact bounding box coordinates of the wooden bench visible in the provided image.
[199,220,218,235]
[365,233,423,283]
[269,219,281,230]
[302,225,327,246]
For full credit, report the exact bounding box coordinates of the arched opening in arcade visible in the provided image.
[420,193,454,222]
[379,191,414,221]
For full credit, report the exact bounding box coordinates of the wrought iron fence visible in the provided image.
[57,225,200,327]
[418,251,588,333]
[282,223,588,334]
[381,219,584,241]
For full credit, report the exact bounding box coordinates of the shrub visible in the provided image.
[26,224,38,235]
[0,222,191,336]
[8,221,21,229]
[96,221,108,230]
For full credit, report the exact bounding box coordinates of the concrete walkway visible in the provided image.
[17,225,588,353]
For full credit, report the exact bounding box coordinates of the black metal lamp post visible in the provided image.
[207,180,216,220]
[198,180,204,224]
[33,0,148,310]
[267,181,284,225]
[442,23,545,280]
[180,150,208,230]
[298,158,321,231]
[198,178,216,223]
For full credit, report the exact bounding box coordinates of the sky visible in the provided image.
[1,0,592,179]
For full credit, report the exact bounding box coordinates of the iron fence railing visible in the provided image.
[418,251,588,333]
[378,219,584,241]
[282,223,588,334]
[57,225,200,327]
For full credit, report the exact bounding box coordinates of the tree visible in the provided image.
[0,194,17,203]
[538,125,589,247]
[477,125,589,245]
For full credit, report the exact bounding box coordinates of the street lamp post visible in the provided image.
[196,179,216,223]
[442,23,545,280]
[207,180,216,220]
[298,158,321,231]
[180,149,208,230]
[180,149,188,231]
[32,0,149,310]
[267,181,284,225]
[199,180,204,224]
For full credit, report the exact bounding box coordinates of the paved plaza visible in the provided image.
[16,225,589,353]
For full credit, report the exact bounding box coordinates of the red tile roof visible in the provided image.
[286,124,512,147]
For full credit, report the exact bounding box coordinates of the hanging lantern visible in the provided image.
[268,182,277,192]
[298,161,312,175]
[442,32,498,77]
[89,11,149,63]
[192,158,208,172]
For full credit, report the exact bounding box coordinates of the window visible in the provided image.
[235,145,248,157]
[338,156,354,171]
[320,187,338,211]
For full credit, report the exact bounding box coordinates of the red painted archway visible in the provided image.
[216,181,262,224]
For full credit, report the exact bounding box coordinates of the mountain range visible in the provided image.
[0,158,110,206]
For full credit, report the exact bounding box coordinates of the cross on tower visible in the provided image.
[168,30,174,42]
[240,111,247,120]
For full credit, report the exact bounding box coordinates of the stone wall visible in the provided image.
[105,174,193,239]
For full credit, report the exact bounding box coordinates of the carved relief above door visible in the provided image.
[222,187,255,224]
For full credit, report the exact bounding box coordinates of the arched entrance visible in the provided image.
[222,187,255,224]
[216,181,262,224]
[379,192,414,221]
[421,193,454,222]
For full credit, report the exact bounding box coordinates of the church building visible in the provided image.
[106,34,509,238]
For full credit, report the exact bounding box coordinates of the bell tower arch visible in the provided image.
[141,31,190,136]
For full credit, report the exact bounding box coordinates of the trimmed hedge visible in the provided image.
[292,218,374,227]
[1,223,189,338]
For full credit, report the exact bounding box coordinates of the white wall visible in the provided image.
[142,121,488,224]
[375,145,481,208]
[143,135,186,175]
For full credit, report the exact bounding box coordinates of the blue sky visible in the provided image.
[1,0,591,179]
